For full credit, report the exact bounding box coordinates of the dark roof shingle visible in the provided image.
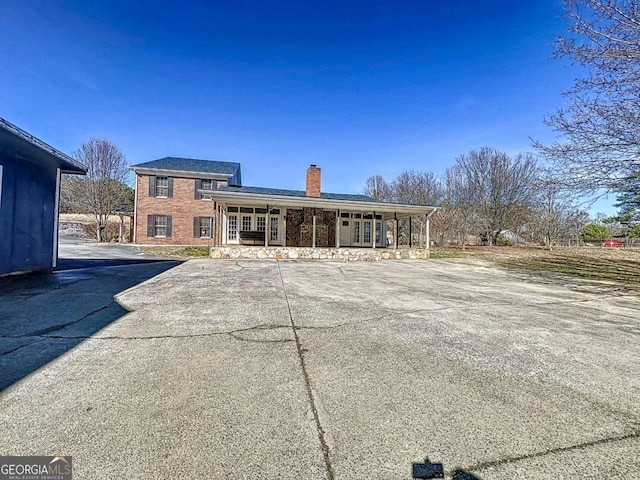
[217,185,385,203]
[130,157,241,176]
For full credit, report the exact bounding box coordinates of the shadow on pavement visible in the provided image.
[0,259,182,392]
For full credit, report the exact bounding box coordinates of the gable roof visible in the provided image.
[130,157,241,176]
[217,185,384,203]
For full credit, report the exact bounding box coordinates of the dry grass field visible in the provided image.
[431,245,640,286]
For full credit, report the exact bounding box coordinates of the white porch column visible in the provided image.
[426,213,430,250]
[372,211,376,249]
[336,209,341,248]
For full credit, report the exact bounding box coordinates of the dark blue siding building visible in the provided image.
[0,118,86,275]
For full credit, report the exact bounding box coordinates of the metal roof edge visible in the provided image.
[0,117,86,173]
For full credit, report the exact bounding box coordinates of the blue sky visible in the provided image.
[0,0,616,214]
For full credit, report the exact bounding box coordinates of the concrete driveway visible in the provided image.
[0,258,639,479]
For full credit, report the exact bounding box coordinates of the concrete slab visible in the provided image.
[1,258,638,479]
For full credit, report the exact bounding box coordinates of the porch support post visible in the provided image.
[336,209,341,248]
[312,209,317,248]
[409,216,413,248]
[372,211,376,249]
[426,213,430,250]
[394,213,398,250]
[265,204,270,247]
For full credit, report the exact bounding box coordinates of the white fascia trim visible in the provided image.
[208,191,438,215]
[129,167,234,180]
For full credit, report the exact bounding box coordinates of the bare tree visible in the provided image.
[530,169,585,249]
[534,0,640,193]
[390,171,444,246]
[448,148,540,246]
[364,175,392,201]
[444,167,475,249]
[65,138,130,241]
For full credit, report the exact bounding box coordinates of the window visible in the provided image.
[147,215,171,237]
[201,179,215,190]
[375,222,382,243]
[242,215,252,231]
[194,217,212,238]
[228,215,238,241]
[363,221,372,243]
[149,176,173,197]
[270,217,279,241]
[256,216,266,232]
[154,215,167,237]
[155,177,168,197]
[196,179,217,200]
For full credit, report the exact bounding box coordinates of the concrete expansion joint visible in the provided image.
[450,428,640,477]
[276,260,335,480]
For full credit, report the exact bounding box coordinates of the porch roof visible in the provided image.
[206,185,438,216]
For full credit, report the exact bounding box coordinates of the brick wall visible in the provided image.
[135,175,216,245]
[305,165,321,198]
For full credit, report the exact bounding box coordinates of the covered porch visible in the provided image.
[205,187,438,252]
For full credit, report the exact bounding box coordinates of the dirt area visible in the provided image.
[432,245,640,286]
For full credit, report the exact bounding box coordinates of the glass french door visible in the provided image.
[227,214,238,242]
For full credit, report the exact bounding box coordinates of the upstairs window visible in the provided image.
[155,177,168,196]
[195,179,217,199]
[149,176,173,198]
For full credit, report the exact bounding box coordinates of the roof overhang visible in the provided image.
[129,166,235,180]
[206,189,438,217]
[0,118,86,174]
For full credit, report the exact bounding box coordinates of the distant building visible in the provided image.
[0,118,86,275]
[130,158,437,249]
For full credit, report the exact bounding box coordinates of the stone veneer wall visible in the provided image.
[285,208,336,247]
[210,246,430,261]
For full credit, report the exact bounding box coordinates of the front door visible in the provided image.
[340,219,351,246]
[269,215,281,245]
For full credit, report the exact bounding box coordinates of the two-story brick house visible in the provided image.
[130,157,241,245]
[131,157,438,249]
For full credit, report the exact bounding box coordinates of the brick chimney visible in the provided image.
[306,164,321,198]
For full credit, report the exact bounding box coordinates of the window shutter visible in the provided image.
[167,177,174,198]
[194,179,202,199]
[148,176,156,197]
[147,215,155,237]
[193,217,200,238]
[166,216,172,237]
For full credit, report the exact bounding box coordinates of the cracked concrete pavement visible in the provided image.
[0,257,639,479]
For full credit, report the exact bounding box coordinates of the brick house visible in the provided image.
[131,157,240,245]
[131,158,437,249]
